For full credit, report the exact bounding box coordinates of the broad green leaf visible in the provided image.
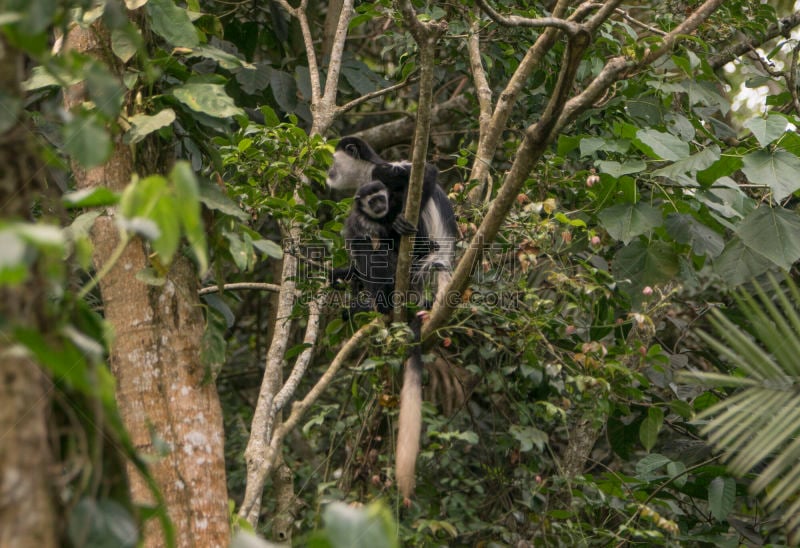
[680,79,729,114]
[86,63,126,118]
[149,196,181,263]
[736,206,800,270]
[111,25,142,63]
[714,237,773,286]
[0,90,21,133]
[652,145,720,181]
[744,114,788,148]
[635,453,671,476]
[741,148,800,201]
[613,240,680,290]
[696,177,754,221]
[14,223,65,249]
[68,498,138,548]
[146,0,199,48]
[125,109,175,144]
[708,476,735,521]
[63,116,112,169]
[0,230,28,285]
[119,175,167,220]
[171,162,208,273]
[269,69,297,113]
[251,239,283,259]
[667,460,687,488]
[636,128,689,161]
[198,182,249,220]
[595,159,646,178]
[509,425,548,452]
[236,63,271,95]
[665,213,724,258]
[188,45,254,70]
[173,83,244,118]
[322,502,398,548]
[639,407,664,452]
[15,328,93,393]
[63,187,119,208]
[598,203,662,244]
[580,136,630,156]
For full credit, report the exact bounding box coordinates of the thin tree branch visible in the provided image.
[255,317,383,488]
[424,28,591,342]
[199,282,283,295]
[336,74,418,116]
[393,0,447,320]
[475,0,582,36]
[468,13,492,144]
[709,11,800,70]
[466,0,574,198]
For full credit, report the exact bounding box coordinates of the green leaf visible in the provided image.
[714,237,773,286]
[635,453,671,476]
[598,203,662,245]
[125,109,176,144]
[0,90,22,133]
[146,0,199,48]
[509,425,548,452]
[251,239,283,259]
[639,407,664,452]
[236,63,272,95]
[665,213,724,258]
[86,63,126,119]
[68,498,138,548]
[0,229,29,286]
[741,148,800,201]
[170,162,208,273]
[708,476,735,521]
[595,159,646,178]
[321,502,398,548]
[63,187,120,209]
[652,145,720,181]
[188,45,254,70]
[743,114,788,148]
[613,240,680,290]
[63,116,112,169]
[736,206,800,270]
[111,25,142,63]
[173,83,244,118]
[636,128,690,161]
[149,195,181,263]
[198,182,249,220]
[269,69,297,113]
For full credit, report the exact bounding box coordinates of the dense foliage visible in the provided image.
[5,0,800,546]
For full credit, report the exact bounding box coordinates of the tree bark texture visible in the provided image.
[0,36,58,548]
[65,23,230,547]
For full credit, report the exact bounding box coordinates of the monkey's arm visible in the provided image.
[392,214,418,236]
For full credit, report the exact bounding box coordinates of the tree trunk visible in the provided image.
[0,37,57,548]
[64,23,230,547]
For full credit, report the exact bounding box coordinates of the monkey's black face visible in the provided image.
[356,180,390,220]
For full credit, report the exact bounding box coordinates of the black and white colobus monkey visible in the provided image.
[326,136,459,503]
[331,180,416,315]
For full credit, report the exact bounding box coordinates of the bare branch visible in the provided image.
[468,13,492,142]
[256,317,383,486]
[393,0,447,319]
[638,0,726,68]
[614,8,666,36]
[476,0,582,36]
[425,29,591,341]
[199,282,283,295]
[467,0,573,197]
[336,75,418,116]
[240,230,299,527]
[710,11,800,70]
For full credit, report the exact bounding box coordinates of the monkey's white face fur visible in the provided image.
[326,151,373,191]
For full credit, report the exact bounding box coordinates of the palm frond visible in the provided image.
[681,272,800,541]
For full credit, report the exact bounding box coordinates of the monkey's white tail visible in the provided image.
[396,354,423,502]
